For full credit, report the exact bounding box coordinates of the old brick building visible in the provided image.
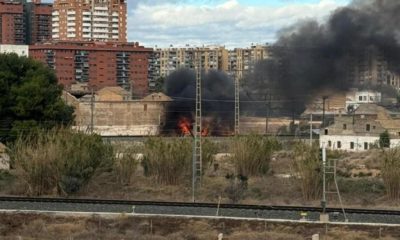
[30,41,152,97]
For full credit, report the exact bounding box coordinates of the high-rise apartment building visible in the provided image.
[0,0,24,44]
[25,0,52,44]
[30,41,152,97]
[0,0,52,45]
[52,0,127,42]
[153,46,228,78]
[228,44,270,80]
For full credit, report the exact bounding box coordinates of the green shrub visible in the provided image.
[229,135,280,176]
[10,129,113,195]
[338,178,385,195]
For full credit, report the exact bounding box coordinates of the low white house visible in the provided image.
[346,89,382,111]
[320,104,400,152]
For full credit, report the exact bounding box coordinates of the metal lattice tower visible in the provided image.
[321,147,348,222]
[192,51,202,202]
[234,71,240,135]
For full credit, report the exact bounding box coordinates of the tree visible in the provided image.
[379,131,391,148]
[153,76,165,93]
[0,53,74,141]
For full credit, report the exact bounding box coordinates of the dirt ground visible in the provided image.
[0,213,399,240]
[0,149,398,209]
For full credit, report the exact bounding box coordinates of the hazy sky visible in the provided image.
[44,0,351,48]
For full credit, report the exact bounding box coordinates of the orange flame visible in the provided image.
[178,117,192,135]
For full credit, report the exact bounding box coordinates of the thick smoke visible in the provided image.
[163,69,234,135]
[243,0,400,114]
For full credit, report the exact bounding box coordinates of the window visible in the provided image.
[359,96,363,101]
[343,124,347,130]
[350,142,354,149]
[143,104,147,112]
[364,142,368,150]
[328,141,332,147]
[366,124,371,131]
[337,141,342,149]
[325,129,328,135]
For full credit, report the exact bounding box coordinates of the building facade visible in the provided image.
[0,0,52,45]
[52,0,127,42]
[0,0,24,44]
[25,0,52,44]
[347,47,400,89]
[152,46,228,78]
[228,44,270,80]
[30,41,152,97]
[149,44,270,84]
[63,90,171,136]
[320,104,400,151]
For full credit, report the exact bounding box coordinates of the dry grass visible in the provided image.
[0,213,399,240]
[228,135,280,177]
[381,148,400,200]
[291,143,322,201]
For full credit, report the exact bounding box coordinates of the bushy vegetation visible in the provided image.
[142,138,192,185]
[142,138,218,185]
[114,143,142,185]
[229,135,280,177]
[379,131,391,148]
[224,174,248,203]
[10,129,113,195]
[381,148,400,200]
[291,143,321,201]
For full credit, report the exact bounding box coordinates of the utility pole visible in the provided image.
[192,50,202,202]
[322,96,328,128]
[265,94,272,135]
[90,87,94,134]
[320,145,348,223]
[310,114,313,146]
[234,70,240,135]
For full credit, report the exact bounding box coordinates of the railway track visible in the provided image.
[0,196,400,225]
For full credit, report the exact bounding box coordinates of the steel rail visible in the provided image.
[0,196,399,216]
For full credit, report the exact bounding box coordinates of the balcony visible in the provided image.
[93,23,108,28]
[93,17,108,22]
[83,17,91,21]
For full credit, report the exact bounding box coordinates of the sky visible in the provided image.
[44,0,351,48]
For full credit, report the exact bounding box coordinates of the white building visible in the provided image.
[0,44,29,57]
[320,104,400,152]
[346,89,382,111]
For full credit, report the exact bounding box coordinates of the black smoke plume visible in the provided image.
[243,0,400,115]
[163,69,235,135]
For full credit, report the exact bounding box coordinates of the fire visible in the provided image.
[201,127,209,137]
[178,117,192,136]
